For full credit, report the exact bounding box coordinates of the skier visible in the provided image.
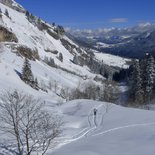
[93,108,97,116]
[93,108,98,126]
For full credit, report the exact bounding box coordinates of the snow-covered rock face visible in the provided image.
[0,0,13,6]
[0,0,25,13]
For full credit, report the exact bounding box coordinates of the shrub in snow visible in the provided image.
[43,56,56,68]
[0,26,18,42]
[16,46,40,60]
[4,9,9,17]
[58,52,63,62]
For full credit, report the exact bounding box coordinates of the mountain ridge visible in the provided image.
[67,23,155,58]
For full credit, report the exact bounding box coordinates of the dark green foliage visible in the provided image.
[54,25,65,36]
[58,53,63,62]
[21,58,40,90]
[5,9,9,17]
[22,58,34,84]
[25,10,30,17]
[128,53,155,105]
[143,54,155,101]
[44,56,56,67]
[34,77,39,90]
[52,22,55,27]
[129,60,144,104]
[113,69,129,82]
[37,17,41,24]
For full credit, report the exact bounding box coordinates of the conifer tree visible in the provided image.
[25,10,30,17]
[144,54,155,102]
[129,60,144,104]
[5,9,9,17]
[22,58,34,84]
[58,53,63,62]
[139,58,147,91]
[38,17,41,24]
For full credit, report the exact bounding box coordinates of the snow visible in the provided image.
[0,2,100,100]
[0,0,130,102]
[45,100,155,155]
[96,42,110,48]
[94,50,130,68]
[0,45,91,100]
[1,98,155,155]
[0,2,147,155]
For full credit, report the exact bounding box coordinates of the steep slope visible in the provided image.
[0,0,129,101]
[0,1,95,98]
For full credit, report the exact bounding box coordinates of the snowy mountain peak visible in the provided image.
[138,22,152,28]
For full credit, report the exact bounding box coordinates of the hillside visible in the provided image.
[1,99,155,155]
[0,0,129,101]
[49,100,155,155]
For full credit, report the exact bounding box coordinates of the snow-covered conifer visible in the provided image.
[22,58,34,84]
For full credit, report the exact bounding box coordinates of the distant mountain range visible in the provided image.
[67,23,155,58]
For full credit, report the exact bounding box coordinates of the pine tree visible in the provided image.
[73,55,79,65]
[129,60,144,104]
[38,17,41,24]
[139,58,147,91]
[34,77,39,89]
[52,22,55,27]
[144,54,155,102]
[5,9,9,17]
[22,58,34,84]
[25,10,30,17]
[58,53,63,62]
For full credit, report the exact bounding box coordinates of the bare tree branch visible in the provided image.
[0,90,63,155]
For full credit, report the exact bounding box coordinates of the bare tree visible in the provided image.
[0,90,63,155]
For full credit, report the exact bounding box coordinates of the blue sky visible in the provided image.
[16,0,155,29]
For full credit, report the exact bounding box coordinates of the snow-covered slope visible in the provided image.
[0,0,129,100]
[1,99,155,155]
[93,50,129,68]
[0,1,95,98]
[46,100,155,155]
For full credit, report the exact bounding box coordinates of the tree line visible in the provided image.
[128,53,155,106]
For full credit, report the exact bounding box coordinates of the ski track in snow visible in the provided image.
[57,122,155,149]
[55,104,109,147]
[92,122,155,137]
[55,104,155,149]
[55,105,104,147]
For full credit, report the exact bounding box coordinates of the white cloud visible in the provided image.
[64,27,72,31]
[109,18,128,23]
